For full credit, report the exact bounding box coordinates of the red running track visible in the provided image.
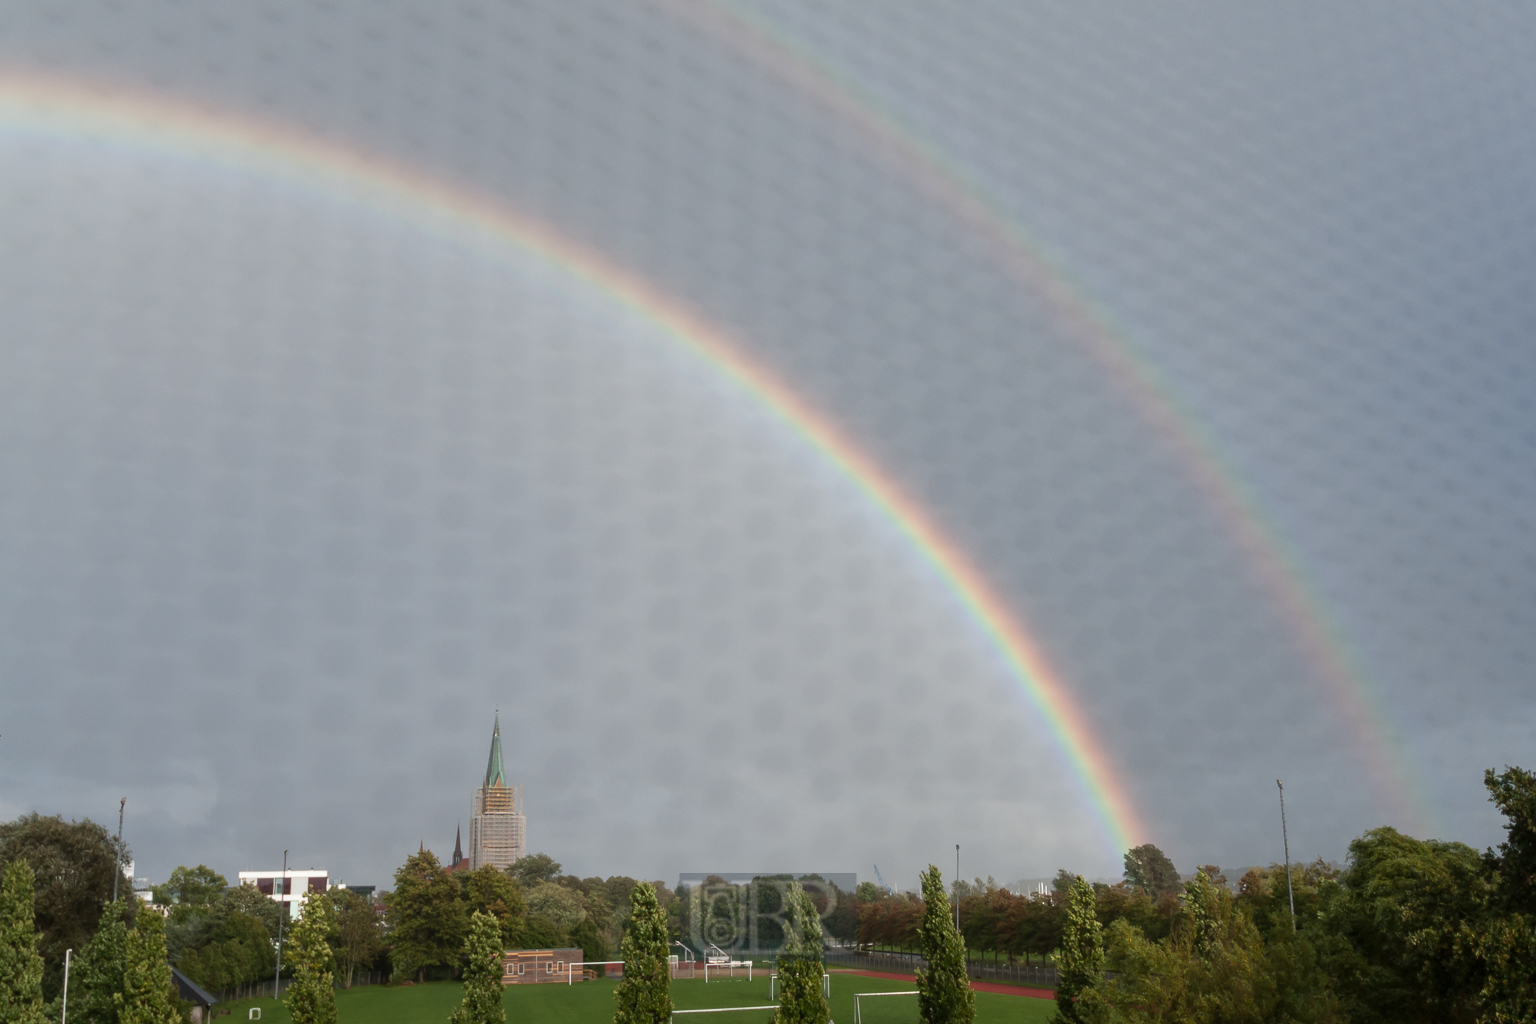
[834,969,1053,1000]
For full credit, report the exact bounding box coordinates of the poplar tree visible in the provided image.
[0,860,46,1024]
[114,907,179,1024]
[68,899,134,1024]
[613,882,671,1024]
[773,882,829,1024]
[914,865,974,1024]
[1052,876,1104,1024]
[451,911,505,1024]
[285,893,338,1024]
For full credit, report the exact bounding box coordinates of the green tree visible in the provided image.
[506,854,561,890]
[613,882,671,1024]
[517,916,563,949]
[1080,882,1340,1024]
[114,909,179,1024]
[151,865,227,911]
[1122,845,1180,899]
[66,899,135,1024]
[450,911,505,1024]
[773,881,830,1024]
[460,866,526,950]
[176,911,274,994]
[387,851,469,983]
[0,814,124,999]
[1485,765,1536,916]
[330,889,382,989]
[1053,875,1104,1024]
[284,893,338,1024]
[223,882,282,941]
[1477,765,1536,1022]
[570,917,608,974]
[525,883,586,933]
[0,860,47,1024]
[1313,827,1487,1024]
[914,866,973,1024]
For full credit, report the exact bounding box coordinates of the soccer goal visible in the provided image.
[853,990,918,1023]
[566,960,626,984]
[671,1008,779,1022]
[769,972,830,1000]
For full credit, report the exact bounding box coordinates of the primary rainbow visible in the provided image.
[0,70,1149,854]
[671,0,1429,832]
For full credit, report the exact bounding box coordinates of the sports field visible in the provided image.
[215,971,1055,1023]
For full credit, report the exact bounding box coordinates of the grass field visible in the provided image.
[214,972,1055,1023]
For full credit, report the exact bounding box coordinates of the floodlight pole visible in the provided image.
[112,799,126,903]
[954,845,960,931]
[61,949,71,1024]
[1278,781,1296,932]
[274,850,288,997]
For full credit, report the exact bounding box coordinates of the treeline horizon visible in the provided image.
[2,761,1532,1022]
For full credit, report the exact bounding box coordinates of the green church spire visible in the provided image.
[485,713,506,788]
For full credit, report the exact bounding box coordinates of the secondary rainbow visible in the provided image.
[670,0,1429,832]
[0,70,1148,853]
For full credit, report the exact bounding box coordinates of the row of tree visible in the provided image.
[1048,765,1536,1023]
[383,848,685,983]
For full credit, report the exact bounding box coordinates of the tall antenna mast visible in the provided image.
[112,798,126,903]
[1278,780,1296,932]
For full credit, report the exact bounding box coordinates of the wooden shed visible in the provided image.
[500,947,585,985]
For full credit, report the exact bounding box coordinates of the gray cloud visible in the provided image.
[0,1,1531,892]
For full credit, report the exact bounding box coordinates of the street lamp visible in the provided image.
[112,799,125,903]
[1278,781,1296,932]
[274,850,288,997]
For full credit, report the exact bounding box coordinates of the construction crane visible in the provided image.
[873,864,892,896]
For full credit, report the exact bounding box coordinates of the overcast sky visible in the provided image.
[1,1,1532,893]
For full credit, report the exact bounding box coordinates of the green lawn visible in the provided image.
[214,973,1054,1023]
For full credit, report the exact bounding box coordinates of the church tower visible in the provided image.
[469,714,526,870]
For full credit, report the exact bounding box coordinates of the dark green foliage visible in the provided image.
[0,813,123,999]
[613,882,671,1024]
[505,854,561,889]
[1313,827,1487,1024]
[175,911,275,993]
[570,917,608,974]
[1235,860,1341,937]
[774,882,829,1024]
[284,893,338,1024]
[460,865,526,950]
[451,911,506,1024]
[1053,876,1103,1024]
[224,882,283,940]
[1476,766,1536,1021]
[912,866,973,1024]
[1082,873,1341,1024]
[66,900,134,1024]
[516,915,563,949]
[0,860,46,1024]
[151,865,227,911]
[1122,845,1181,899]
[1477,912,1536,1024]
[387,851,469,983]
[1485,766,1536,916]
[114,908,179,1024]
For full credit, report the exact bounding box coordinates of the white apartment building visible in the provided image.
[237,868,329,918]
